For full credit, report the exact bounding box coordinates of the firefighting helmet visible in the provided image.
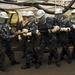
[27,11,34,16]
[71,9,75,14]
[55,8,63,14]
[37,9,45,18]
[22,11,28,16]
[0,11,9,18]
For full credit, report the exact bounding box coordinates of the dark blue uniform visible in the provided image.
[18,21,28,58]
[0,23,17,68]
[35,17,60,69]
[20,20,37,69]
[54,17,72,64]
[69,17,75,59]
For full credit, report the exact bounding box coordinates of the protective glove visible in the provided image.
[26,32,32,36]
[28,40,30,42]
[23,32,32,37]
[18,35,22,41]
[60,28,64,31]
[23,33,27,36]
[72,25,75,29]
[51,26,59,33]
[54,25,60,31]
[48,29,52,33]
[63,28,68,32]
[36,30,41,36]
[22,29,28,34]
[67,27,71,31]
[51,29,57,33]
[18,30,21,34]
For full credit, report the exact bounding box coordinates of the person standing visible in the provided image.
[17,11,29,58]
[35,9,60,69]
[20,11,37,69]
[54,8,72,64]
[69,9,75,59]
[0,11,20,72]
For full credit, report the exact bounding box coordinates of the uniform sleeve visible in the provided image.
[3,33,14,41]
[0,29,11,41]
[53,18,59,26]
[30,23,36,35]
[46,17,53,29]
[0,25,14,41]
[0,26,4,38]
[17,21,22,31]
[66,20,72,28]
[8,24,15,35]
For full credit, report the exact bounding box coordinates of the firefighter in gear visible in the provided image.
[54,8,72,64]
[35,9,60,69]
[17,11,29,58]
[20,11,37,69]
[0,11,20,71]
[69,9,75,59]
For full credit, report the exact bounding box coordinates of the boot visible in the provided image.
[0,66,6,72]
[32,59,37,63]
[48,59,52,65]
[72,52,74,59]
[72,55,74,59]
[22,55,25,58]
[68,58,72,64]
[35,61,41,69]
[21,63,30,69]
[72,47,75,59]
[60,56,64,60]
[56,61,60,67]
[11,61,20,65]
[60,55,64,60]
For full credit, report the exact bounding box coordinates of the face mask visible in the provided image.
[39,15,46,24]
[0,18,5,24]
[4,19,8,24]
[22,17,29,25]
[71,15,75,19]
[55,14,63,19]
[28,17,34,25]
[71,16,75,24]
